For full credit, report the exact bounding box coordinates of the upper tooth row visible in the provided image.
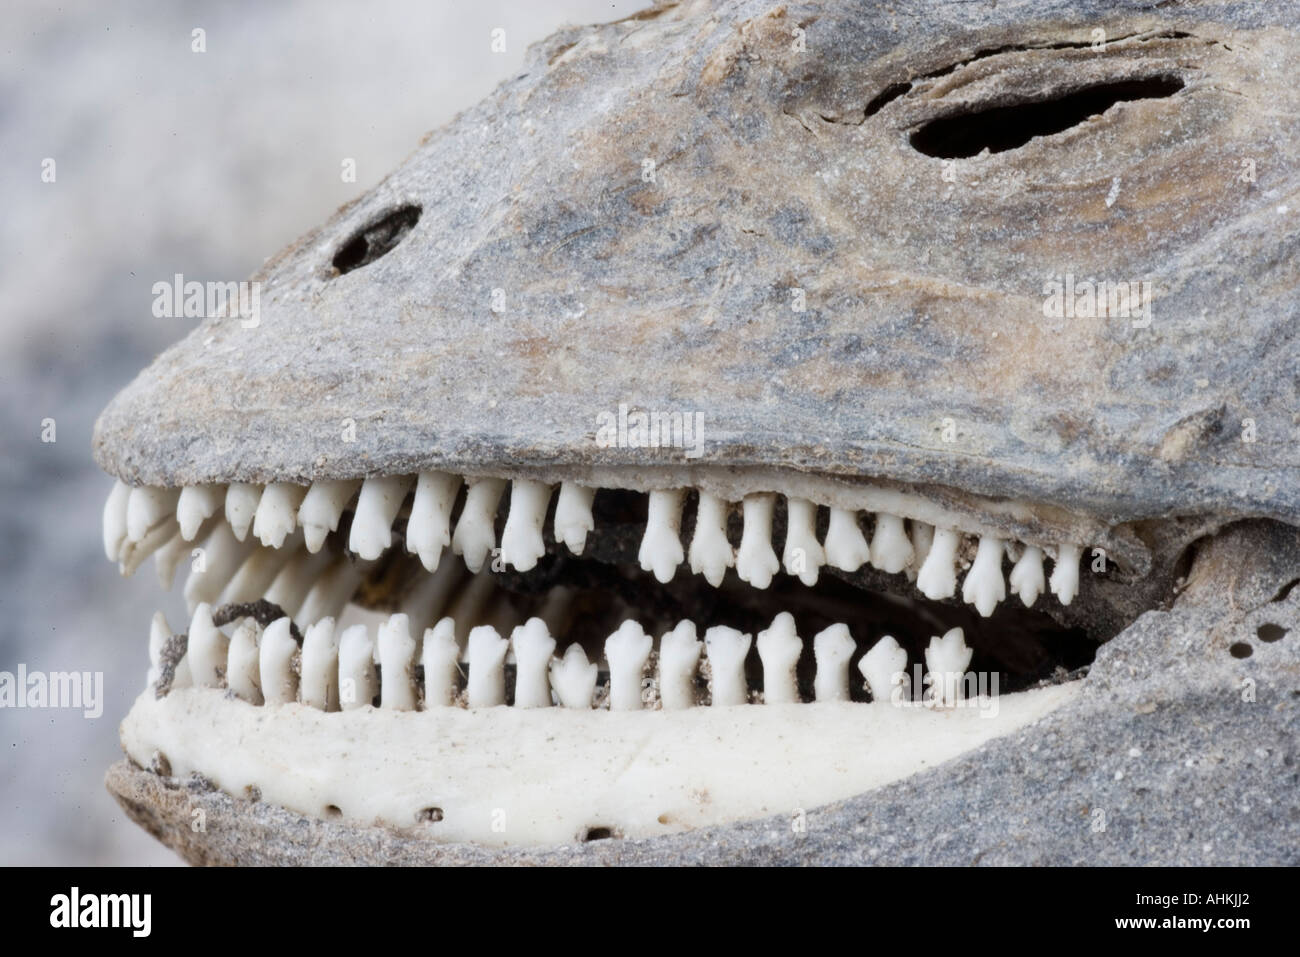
[104,475,1084,613]
[151,606,976,711]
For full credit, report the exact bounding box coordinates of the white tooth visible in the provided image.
[119,517,180,577]
[605,621,652,711]
[452,478,506,573]
[405,471,461,571]
[924,627,972,707]
[549,643,598,709]
[262,547,334,619]
[154,528,193,589]
[296,556,373,629]
[259,617,299,706]
[103,480,130,561]
[511,618,556,708]
[147,611,172,689]
[226,618,264,705]
[736,493,780,589]
[448,569,497,649]
[858,635,911,703]
[870,513,914,574]
[1009,545,1046,607]
[824,508,869,572]
[127,486,180,543]
[297,479,361,553]
[173,654,193,690]
[916,527,960,600]
[176,484,225,541]
[187,604,227,688]
[183,523,252,607]
[906,521,934,582]
[421,618,462,708]
[500,479,552,571]
[782,497,824,586]
[704,626,752,707]
[400,557,466,637]
[466,625,508,708]
[252,482,308,549]
[756,612,802,704]
[348,475,413,561]
[377,613,418,710]
[659,621,703,710]
[300,617,339,711]
[1049,543,1082,605]
[688,492,734,587]
[813,623,856,702]
[338,624,376,710]
[224,483,263,542]
[961,535,1006,618]
[219,533,303,605]
[554,482,595,554]
[638,489,685,583]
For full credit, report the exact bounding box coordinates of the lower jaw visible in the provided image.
[121,680,1080,847]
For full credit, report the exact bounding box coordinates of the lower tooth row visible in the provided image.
[106,475,1087,615]
[157,606,984,712]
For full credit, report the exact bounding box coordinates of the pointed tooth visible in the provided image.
[338,624,376,710]
[224,483,263,542]
[297,479,361,553]
[421,618,462,708]
[735,493,779,589]
[858,635,910,703]
[119,517,180,577]
[448,569,497,649]
[399,557,466,637]
[659,621,703,710]
[605,621,652,711]
[182,523,255,607]
[262,547,334,620]
[405,471,461,571]
[510,618,556,708]
[924,626,972,706]
[347,475,413,560]
[704,626,752,706]
[906,521,934,582]
[300,617,339,711]
[554,482,596,554]
[1049,543,1082,605]
[466,625,508,707]
[813,623,856,702]
[219,533,304,605]
[296,556,373,629]
[252,482,307,549]
[154,527,195,589]
[688,492,734,587]
[1009,545,1046,607]
[127,486,180,543]
[916,528,960,600]
[147,611,172,689]
[638,489,685,583]
[187,604,228,688]
[376,614,418,710]
[500,479,552,571]
[549,643,597,709]
[869,513,914,574]
[755,612,801,704]
[177,484,224,541]
[782,497,824,586]
[961,535,1006,618]
[103,480,130,560]
[226,618,264,704]
[259,617,299,706]
[824,508,869,572]
[452,478,506,573]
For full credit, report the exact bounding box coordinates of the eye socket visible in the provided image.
[909,75,1184,159]
[331,204,422,275]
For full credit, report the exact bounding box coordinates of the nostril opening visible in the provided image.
[1229,642,1254,659]
[908,75,1185,159]
[1257,623,1288,643]
[581,826,618,842]
[331,204,421,275]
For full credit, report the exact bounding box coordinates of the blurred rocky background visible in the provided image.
[0,0,643,865]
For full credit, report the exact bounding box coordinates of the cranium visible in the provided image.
[98,0,1300,864]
